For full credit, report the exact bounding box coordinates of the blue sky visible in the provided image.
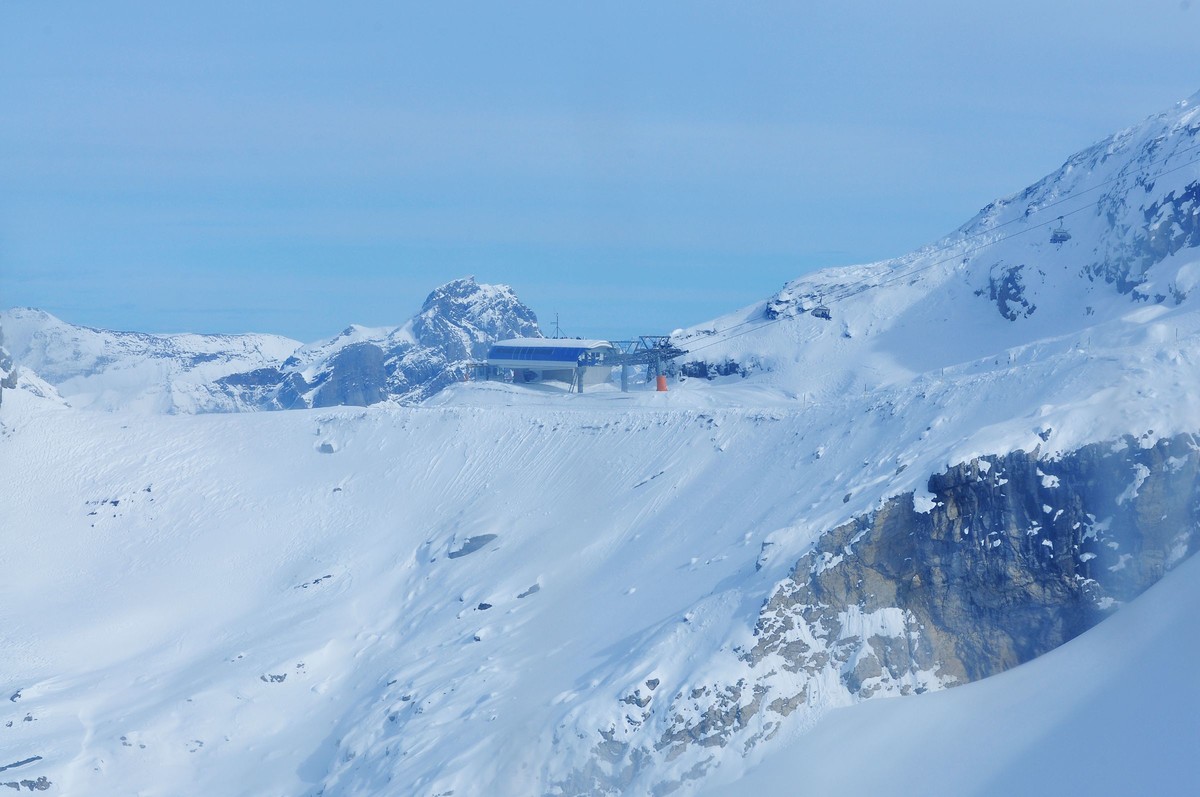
[2,1,1198,341]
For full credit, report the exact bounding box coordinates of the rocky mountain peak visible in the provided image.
[413,277,540,360]
[210,276,542,410]
[420,275,484,308]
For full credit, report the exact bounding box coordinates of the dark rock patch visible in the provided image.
[978,263,1036,320]
[448,535,498,559]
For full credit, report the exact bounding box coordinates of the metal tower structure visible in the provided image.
[606,336,688,392]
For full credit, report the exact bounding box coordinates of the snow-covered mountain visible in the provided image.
[4,92,1200,796]
[676,88,1200,390]
[211,277,541,410]
[0,307,302,413]
[1,277,540,413]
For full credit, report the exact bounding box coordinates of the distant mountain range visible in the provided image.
[1,277,540,413]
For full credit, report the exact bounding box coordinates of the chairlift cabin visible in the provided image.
[1050,216,1071,244]
[811,305,832,320]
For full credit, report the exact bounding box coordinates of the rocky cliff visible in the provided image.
[561,433,1200,795]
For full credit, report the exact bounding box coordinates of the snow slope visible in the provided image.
[674,90,1200,405]
[699,550,1200,797]
[4,295,1200,795]
[0,383,843,795]
[4,91,1200,795]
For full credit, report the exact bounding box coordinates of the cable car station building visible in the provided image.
[486,338,617,391]
[484,335,688,393]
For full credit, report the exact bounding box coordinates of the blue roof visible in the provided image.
[487,338,615,367]
[487,343,601,363]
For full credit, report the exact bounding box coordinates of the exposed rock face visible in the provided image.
[214,277,541,409]
[1089,179,1200,298]
[307,341,390,408]
[979,262,1037,320]
[752,434,1197,688]
[679,359,746,380]
[562,433,1200,795]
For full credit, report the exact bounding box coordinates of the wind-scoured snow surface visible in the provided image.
[4,92,1200,795]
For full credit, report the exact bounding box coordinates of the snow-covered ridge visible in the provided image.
[674,90,1200,399]
[0,307,301,413]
